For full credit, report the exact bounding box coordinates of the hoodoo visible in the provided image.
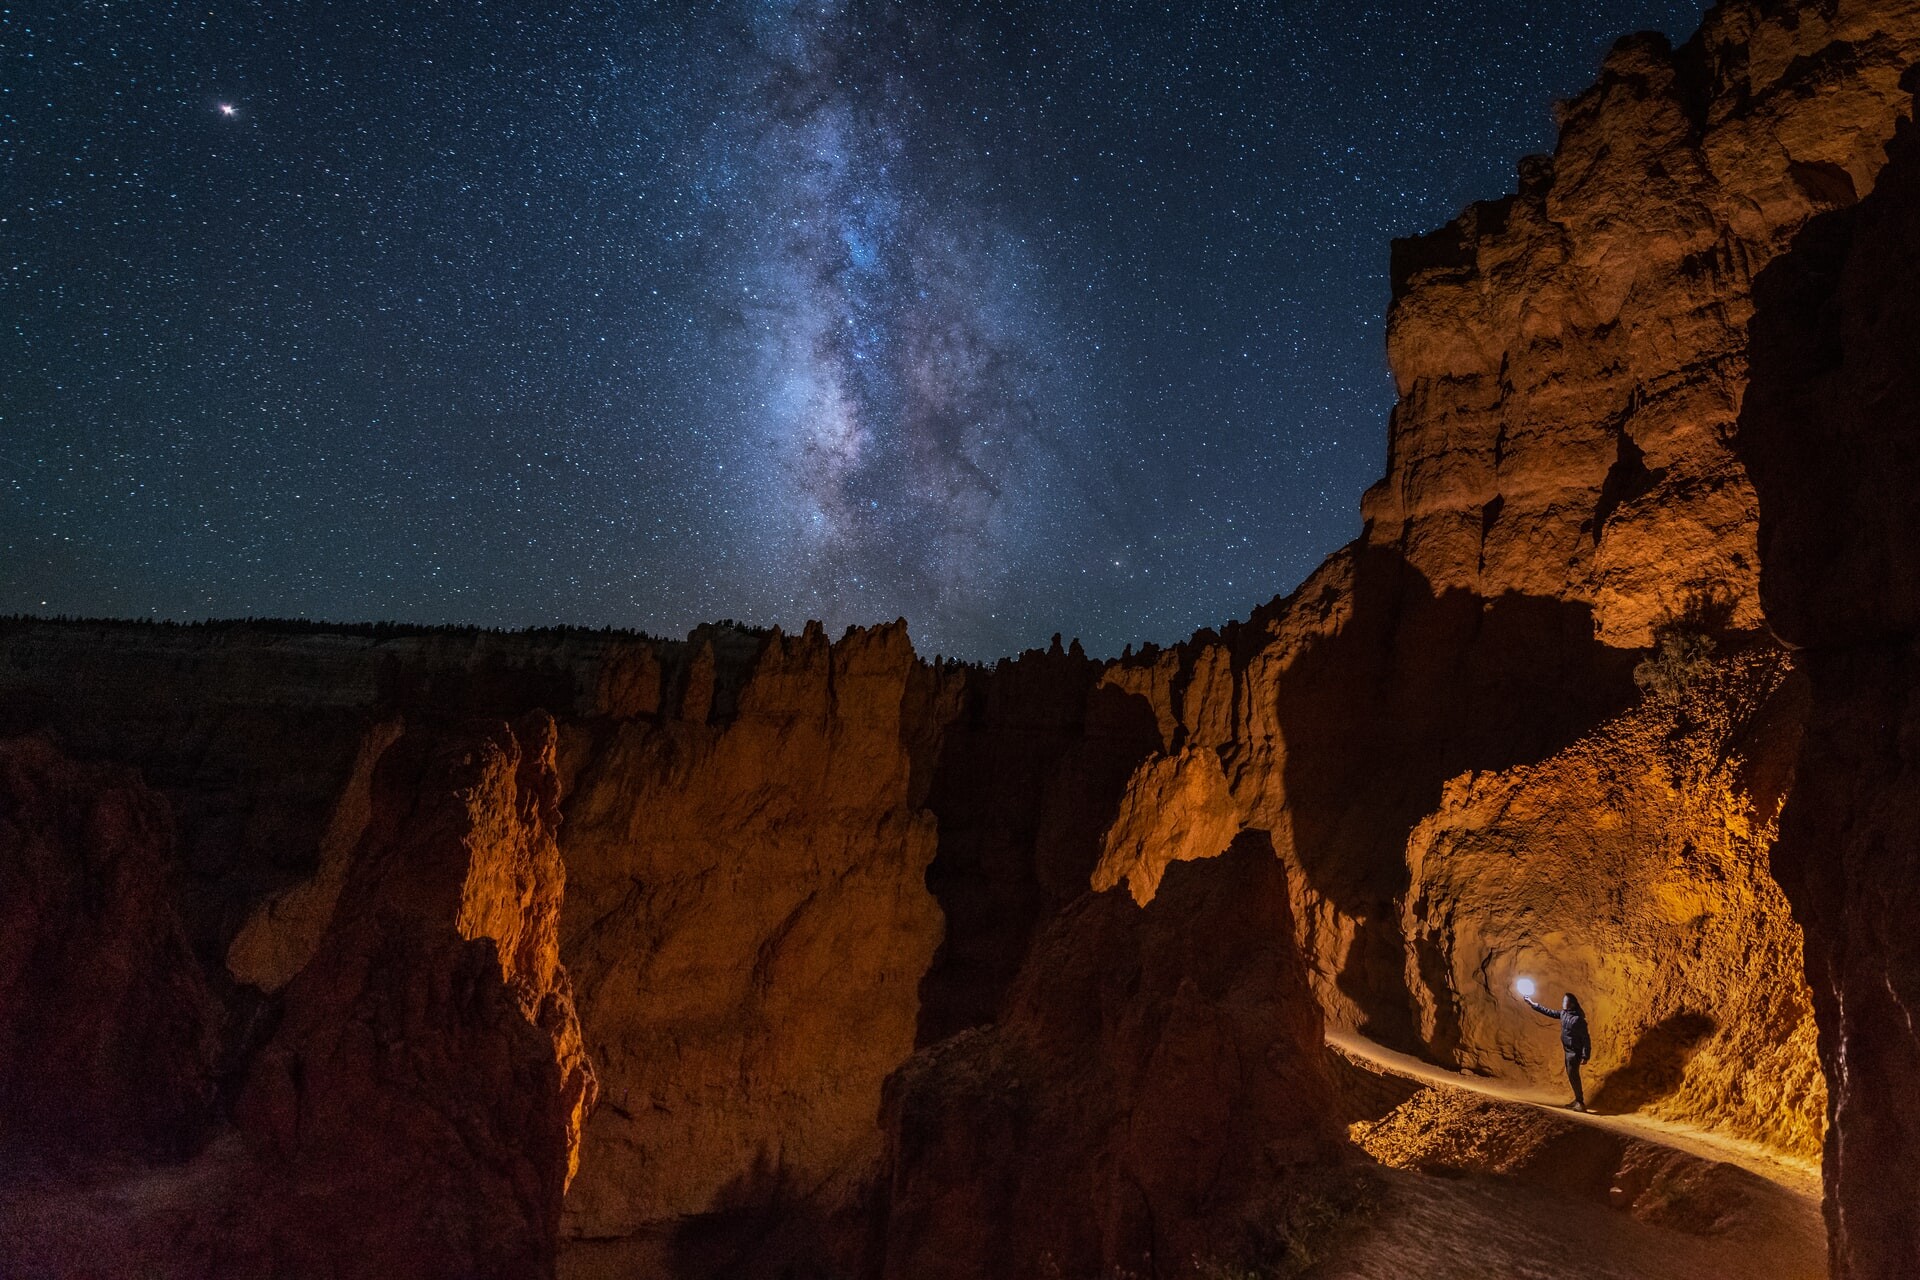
[5,1,1920,1277]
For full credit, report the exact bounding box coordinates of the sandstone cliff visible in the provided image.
[1076,0,1920,1165]
[917,640,1161,1044]
[229,714,595,1276]
[554,621,949,1257]
[1376,0,1920,647]
[0,717,597,1278]
[0,619,976,1276]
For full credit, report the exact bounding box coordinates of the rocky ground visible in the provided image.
[1320,1034,1824,1280]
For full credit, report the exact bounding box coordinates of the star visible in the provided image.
[11,1,1713,660]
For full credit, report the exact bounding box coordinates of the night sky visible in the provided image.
[5,1,1707,660]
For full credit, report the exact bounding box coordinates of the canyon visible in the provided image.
[4,0,1920,1276]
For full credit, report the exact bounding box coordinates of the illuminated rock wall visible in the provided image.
[230,714,596,1277]
[552,622,949,1243]
[1372,0,1920,648]
[1082,0,1920,1160]
[1397,648,1822,1156]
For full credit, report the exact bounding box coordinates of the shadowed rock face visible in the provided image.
[916,642,1162,1046]
[0,739,221,1167]
[1738,79,1920,1280]
[230,713,595,1278]
[0,717,595,1279]
[879,839,1343,1280]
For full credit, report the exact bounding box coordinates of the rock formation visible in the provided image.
[0,716,597,1279]
[1737,72,1920,1280]
[916,640,1161,1044]
[1397,645,1822,1156]
[0,738,220,1168]
[1376,0,1920,647]
[226,718,406,992]
[554,621,949,1263]
[1072,0,1920,1163]
[880,840,1343,1280]
[0,619,967,1275]
[230,713,595,1277]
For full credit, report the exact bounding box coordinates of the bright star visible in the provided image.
[218,103,238,117]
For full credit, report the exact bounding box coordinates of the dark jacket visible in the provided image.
[1526,997,1591,1061]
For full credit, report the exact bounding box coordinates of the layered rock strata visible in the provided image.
[1080,0,1920,1160]
[1376,0,1920,647]
[554,622,949,1248]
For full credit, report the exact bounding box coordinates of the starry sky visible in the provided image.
[5,1,1708,661]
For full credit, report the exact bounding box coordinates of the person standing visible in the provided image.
[1524,992,1592,1112]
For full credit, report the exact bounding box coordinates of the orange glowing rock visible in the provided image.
[1090,744,1243,905]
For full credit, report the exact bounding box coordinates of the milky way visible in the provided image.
[4,0,1709,659]
[708,2,1088,647]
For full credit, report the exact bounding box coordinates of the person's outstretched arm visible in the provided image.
[1524,998,1560,1020]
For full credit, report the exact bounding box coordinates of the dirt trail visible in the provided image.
[1313,1031,1828,1280]
[1327,1030,1822,1198]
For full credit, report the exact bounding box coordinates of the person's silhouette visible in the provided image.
[1524,991,1592,1112]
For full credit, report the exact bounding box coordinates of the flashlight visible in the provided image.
[1515,976,1536,997]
